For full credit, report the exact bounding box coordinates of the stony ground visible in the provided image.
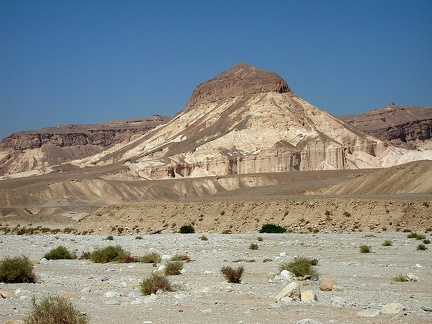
[1,232,431,324]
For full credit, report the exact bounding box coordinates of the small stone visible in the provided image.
[297,320,322,324]
[280,297,293,304]
[331,296,346,308]
[414,263,422,268]
[201,308,212,314]
[280,270,295,281]
[319,278,336,291]
[421,305,432,312]
[381,302,404,314]
[357,309,380,317]
[407,273,419,282]
[275,282,300,301]
[0,291,11,298]
[104,291,120,298]
[127,291,140,298]
[279,252,287,257]
[39,258,49,264]
[300,290,317,302]
[80,287,91,293]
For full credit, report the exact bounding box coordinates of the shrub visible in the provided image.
[139,252,161,264]
[0,256,37,283]
[259,223,287,234]
[382,240,393,247]
[140,274,173,295]
[135,236,143,240]
[360,245,371,253]
[106,235,114,241]
[279,256,319,278]
[423,239,431,244]
[179,225,195,234]
[44,246,76,260]
[257,237,263,242]
[78,252,91,260]
[407,232,418,238]
[417,244,427,251]
[199,235,208,241]
[393,274,408,282]
[416,234,426,240]
[220,266,244,283]
[164,261,184,275]
[249,243,259,250]
[23,295,88,324]
[89,245,130,263]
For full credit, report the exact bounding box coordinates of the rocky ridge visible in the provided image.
[0,115,169,177]
[340,103,432,149]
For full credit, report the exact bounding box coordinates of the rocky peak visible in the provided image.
[184,63,291,110]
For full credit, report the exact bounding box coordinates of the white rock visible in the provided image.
[105,299,121,305]
[127,291,140,298]
[275,282,300,301]
[381,302,404,314]
[414,263,423,268]
[104,291,121,298]
[297,320,322,324]
[39,258,49,264]
[407,273,419,282]
[279,252,287,257]
[280,297,293,304]
[161,254,172,261]
[157,265,166,272]
[280,270,295,281]
[300,290,317,302]
[357,309,380,317]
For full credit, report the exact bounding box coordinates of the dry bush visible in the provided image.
[220,266,244,283]
[164,261,183,275]
[24,295,88,324]
[0,256,37,283]
[44,246,76,260]
[140,274,173,295]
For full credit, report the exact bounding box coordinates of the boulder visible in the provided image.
[319,278,336,291]
[300,290,317,302]
[274,282,300,301]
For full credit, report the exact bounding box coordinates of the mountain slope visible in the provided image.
[70,63,403,179]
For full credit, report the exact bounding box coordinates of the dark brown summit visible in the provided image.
[185,63,291,109]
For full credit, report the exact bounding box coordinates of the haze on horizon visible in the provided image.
[1,0,431,140]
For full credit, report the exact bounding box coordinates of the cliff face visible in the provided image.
[339,103,432,149]
[0,115,169,176]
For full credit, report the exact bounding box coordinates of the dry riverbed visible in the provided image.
[1,232,431,324]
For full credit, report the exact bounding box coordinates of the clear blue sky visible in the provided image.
[1,0,431,140]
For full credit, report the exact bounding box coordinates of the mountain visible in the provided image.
[1,63,431,180]
[0,115,169,177]
[339,103,432,149]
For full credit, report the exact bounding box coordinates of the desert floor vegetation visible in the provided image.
[0,256,37,283]
[140,273,173,296]
[220,265,244,283]
[23,295,88,324]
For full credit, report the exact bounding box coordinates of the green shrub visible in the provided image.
[393,274,408,282]
[0,256,37,283]
[179,225,195,234]
[44,246,76,260]
[382,240,393,247]
[416,234,426,240]
[279,256,319,278]
[106,235,114,241]
[135,236,143,240]
[360,245,371,253]
[164,261,183,275]
[249,243,259,250]
[140,274,173,295]
[259,223,287,233]
[407,232,418,238]
[139,252,161,264]
[89,245,130,263]
[199,235,208,241]
[417,244,427,251]
[220,266,244,283]
[423,239,431,244]
[23,295,88,324]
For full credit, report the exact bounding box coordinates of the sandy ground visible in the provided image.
[1,232,431,324]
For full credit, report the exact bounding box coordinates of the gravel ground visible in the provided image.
[1,232,431,324]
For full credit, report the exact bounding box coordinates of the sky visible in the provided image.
[1,0,431,140]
